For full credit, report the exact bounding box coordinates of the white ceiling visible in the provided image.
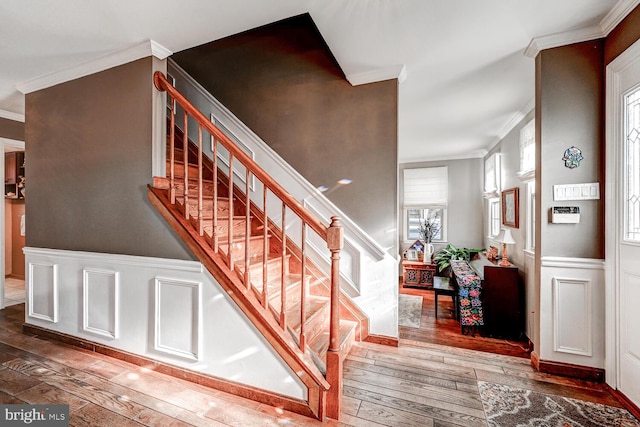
[0,0,635,162]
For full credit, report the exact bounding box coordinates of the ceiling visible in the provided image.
[0,0,634,162]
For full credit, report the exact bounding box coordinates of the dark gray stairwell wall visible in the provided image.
[25,57,194,260]
[172,14,399,254]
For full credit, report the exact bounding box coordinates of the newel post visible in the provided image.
[325,216,343,419]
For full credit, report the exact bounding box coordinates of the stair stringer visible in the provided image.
[148,185,330,420]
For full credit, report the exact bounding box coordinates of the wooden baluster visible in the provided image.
[279,203,286,328]
[262,186,268,308]
[325,216,344,420]
[227,155,234,270]
[299,222,307,352]
[212,137,218,252]
[169,96,176,204]
[244,168,251,288]
[183,112,189,220]
[197,124,203,235]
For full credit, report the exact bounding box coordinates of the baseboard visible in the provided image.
[23,323,317,419]
[530,351,605,382]
[607,385,640,420]
[364,334,399,347]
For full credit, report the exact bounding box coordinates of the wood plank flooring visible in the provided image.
[399,282,531,358]
[0,303,632,426]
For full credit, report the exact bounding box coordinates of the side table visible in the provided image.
[402,260,436,288]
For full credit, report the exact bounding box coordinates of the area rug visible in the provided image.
[398,294,423,328]
[478,381,640,427]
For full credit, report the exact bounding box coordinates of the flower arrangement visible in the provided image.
[418,218,440,244]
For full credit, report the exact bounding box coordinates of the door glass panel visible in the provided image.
[625,86,640,242]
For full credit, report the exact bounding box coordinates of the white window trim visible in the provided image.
[518,119,535,180]
[487,198,501,239]
[484,153,501,199]
[403,206,448,244]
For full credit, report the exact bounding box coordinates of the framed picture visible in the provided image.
[502,187,519,228]
[406,249,419,261]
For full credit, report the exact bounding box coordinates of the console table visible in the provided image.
[402,260,436,288]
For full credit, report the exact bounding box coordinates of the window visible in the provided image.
[488,198,501,238]
[406,207,446,241]
[484,153,501,198]
[526,180,536,251]
[519,119,535,178]
[624,86,640,242]
[403,167,448,242]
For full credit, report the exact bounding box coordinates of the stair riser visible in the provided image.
[220,239,267,262]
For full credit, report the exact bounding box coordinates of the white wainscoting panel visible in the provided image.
[540,256,604,368]
[23,247,306,400]
[28,262,59,323]
[83,269,119,339]
[154,277,201,361]
[552,277,592,356]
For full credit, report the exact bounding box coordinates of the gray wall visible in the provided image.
[400,158,484,255]
[173,14,398,253]
[25,57,194,260]
[0,118,24,141]
[536,40,604,259]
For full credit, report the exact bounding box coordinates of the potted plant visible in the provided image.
[433,244,484,275]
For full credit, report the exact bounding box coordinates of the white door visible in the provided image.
[609,39,640,408]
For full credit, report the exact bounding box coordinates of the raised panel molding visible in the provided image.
[552,277,593,356]
[83,269,119,339]
[27,262,59,323]
[154,277,202,361]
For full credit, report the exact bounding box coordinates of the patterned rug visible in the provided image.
[478,381,640,427]
[398,294,422,328]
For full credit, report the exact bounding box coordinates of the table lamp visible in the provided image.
[498,228,515,266]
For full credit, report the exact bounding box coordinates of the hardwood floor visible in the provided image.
[0,303,634,426]
[399,282,531,359]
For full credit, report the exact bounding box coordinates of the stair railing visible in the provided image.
[153,71,344,418]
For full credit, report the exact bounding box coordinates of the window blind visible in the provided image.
[403,167,448,206]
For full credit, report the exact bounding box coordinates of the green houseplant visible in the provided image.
[433,244,484,275]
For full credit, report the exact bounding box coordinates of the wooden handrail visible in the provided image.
[154,71,329,241]
[154,71,345,419]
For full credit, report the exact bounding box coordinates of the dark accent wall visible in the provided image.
[25,57,194,260]
[536,40,605,258]
[0,118,25,141]
[605,4,640,65]
[173,14,398,252]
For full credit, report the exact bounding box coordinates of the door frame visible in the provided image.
[0,137,25,310]
[605,36,640,391]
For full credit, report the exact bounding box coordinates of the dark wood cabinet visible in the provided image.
[402,260,436,288]
[5,151,25,198]
[469,253,522,339]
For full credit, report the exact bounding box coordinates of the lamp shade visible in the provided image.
[499,228,516,245]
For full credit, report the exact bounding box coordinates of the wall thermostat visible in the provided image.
[551,206,580,223]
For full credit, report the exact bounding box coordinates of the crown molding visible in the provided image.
[400,148,487,164]
[16,39,172,95]
[0,109,25,122]
[346,64,407,86]
[525,0,640,58]
[600,0,640,35]
[485,98,535,152]
[524,25,604,58]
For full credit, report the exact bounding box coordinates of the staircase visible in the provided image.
[148,71,368,420]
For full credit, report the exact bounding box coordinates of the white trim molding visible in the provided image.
[346,64,407,86]
[552,277,593,356]
[539,256,605,369]
[524,0,640,58]
[16,39,172,95]
[0,109,25,122]
[23,247,306,399]
[83,268,120,339]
